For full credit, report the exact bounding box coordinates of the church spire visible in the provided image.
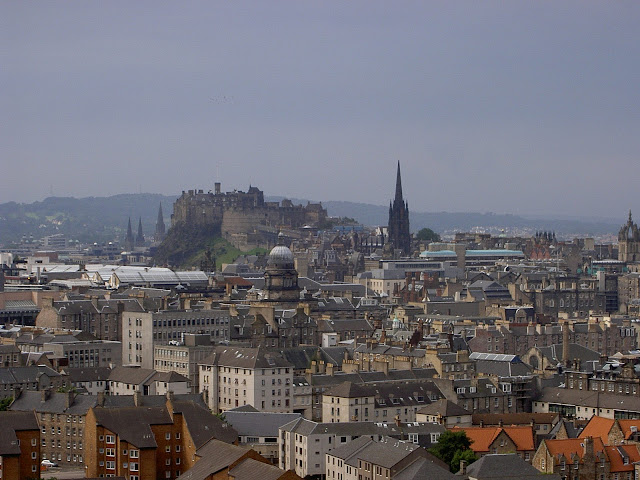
[125,217,134,250]
[387,162,411,256]
[136,217,145,246]
[395,160,403,204]
[155,203,166,241]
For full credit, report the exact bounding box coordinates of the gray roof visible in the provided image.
[356,437,418,468]
[201,345,293,369]
[538,387,640,413]
[176,439,252,480]
[228,457,288,480]
[223,411,301,437]
[0,365,62,384]
[0,411,39,456]
[417,398,471,417]
[64,367,112,382]
[108,366,156,384]
[395,456,456,480]
[464,453,561,480]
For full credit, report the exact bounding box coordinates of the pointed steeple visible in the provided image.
[136,217,145,246]
[394,160,403,204]
[387,161,411,255]
[155,203,166,241]
[125,217,134,250]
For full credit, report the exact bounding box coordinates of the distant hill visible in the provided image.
[0,193,620,246]
[0,194,177,245]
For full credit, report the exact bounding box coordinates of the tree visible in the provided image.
[428,430,477,472]
[451,448,478,473]
[0,396,12,411]
[416,227,441,243]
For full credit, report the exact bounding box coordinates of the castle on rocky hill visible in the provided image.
[171,182,327,249]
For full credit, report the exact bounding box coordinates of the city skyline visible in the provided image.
[2,2,639,217]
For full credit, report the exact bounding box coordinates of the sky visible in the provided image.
[2,1,639,219]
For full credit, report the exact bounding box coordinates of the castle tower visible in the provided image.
[125,217,134,251]
[618,210,640,263]
[387,161,411,255]
[136,217,145,247]
[155,203,166,242]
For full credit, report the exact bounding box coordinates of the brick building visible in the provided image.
[0,411,40,480]
[84,394,238,479]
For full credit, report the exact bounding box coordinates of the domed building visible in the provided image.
[263,234,300,302]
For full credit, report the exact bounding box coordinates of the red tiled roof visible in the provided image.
[605,445,640,473]
[545,438,606,465]
[617,420,640,440]
[579,416,615,444]
[451,426,534,453]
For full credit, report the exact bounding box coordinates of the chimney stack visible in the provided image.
[133,391,143,407]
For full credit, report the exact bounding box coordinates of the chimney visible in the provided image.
[459,460,467,475]
[166,390,175,403]
[326,363,335,376]
[498,419,503,428]
[395,415,401,427]
[41,388,51,402]
[562,321,570,367]
[583,436,594,457]
[65,391,74,409]
[133,391,143,407]
[97,392,105,407]
[215,182,221,195]
[479,420,484,427]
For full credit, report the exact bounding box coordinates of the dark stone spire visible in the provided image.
[387,161,411,255]
[155,203,166,241]
[394,160,404,204]
[125,217,134,251]
[136,217,145,246]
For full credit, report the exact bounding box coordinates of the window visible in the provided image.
[130,450,139,459]
[106,461,115,469]
[105,435,115,444]
[130,462,139,471]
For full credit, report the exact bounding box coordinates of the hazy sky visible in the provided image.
[2,2,639,218]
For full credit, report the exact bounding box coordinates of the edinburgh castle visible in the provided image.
[170,182,327,250]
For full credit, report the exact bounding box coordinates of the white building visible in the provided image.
[199,346,294,413]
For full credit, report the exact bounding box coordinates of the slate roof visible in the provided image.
[538,387,640,413]
[108,366,156,384]
[172,399,238,446]
[224,411,302,437]
[417,398,471,417]
[201,345,293,369]
[356,437,418,468]
[0,411,39,456]
[176,439,252,480]
[464,453,560,480]
[394,456,456,480]
[0,365,62,384]
[472,413,559,427]
[228,457,289,480]
[93,406,171,447]
[64,367,111,383]
[327,435,374,463]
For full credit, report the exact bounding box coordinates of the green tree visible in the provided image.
[416,227,441,243]
[451,448,478,473]
[0,396,12,411]
[428,430,476,472]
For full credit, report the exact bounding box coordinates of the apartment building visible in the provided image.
[199,346,294,413]
[0,411,41,480]
[326,436,453,480]
[321,381,443,424]
[84,394,238,479]
[122,307,231,368]
[279,418,446,478]
[154,334,216,393]
[44,339,122,368]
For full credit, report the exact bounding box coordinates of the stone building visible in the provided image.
[170,183,327,249]
[199,346,294,414]
[387,162,410,256]
[36,297,144,341]
[263,236,300,303]
[619,211,640,263]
